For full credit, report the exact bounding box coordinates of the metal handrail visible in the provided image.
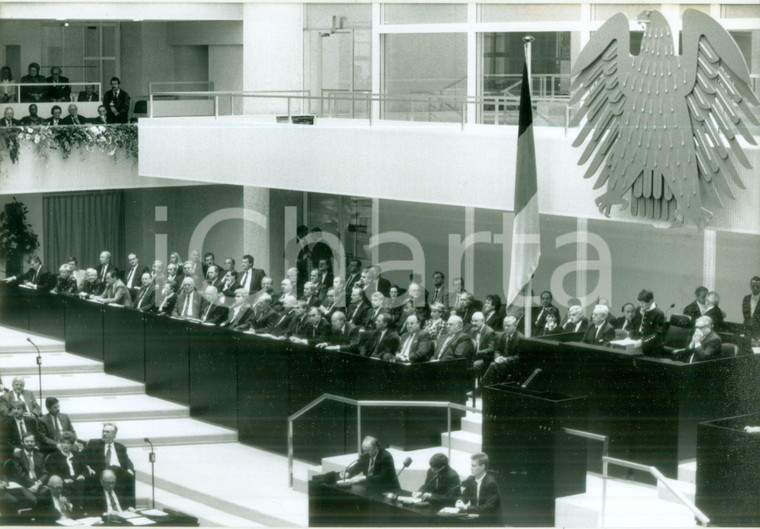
[148,80,215,94]
[0,81,104,103]
[563,428,610,526]
[602,456,710,526]
[287,392,480,488]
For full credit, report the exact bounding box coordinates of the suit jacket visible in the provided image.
[85,486,135,514]
[33,488,79,523]
[636,307,667,357]
[471,325,496,361]
[0,117,22,126]
[742,294,760,334]
[156,291,177,315]
[398,330,434,363]
[428,286,449,307]
[269,309,297,336]
[204,277,223,292]
[2,390,42,417]
[582,322,617,345]
[686,330,723,363]
[46,76,71,101]
[346,448,400,490]
[8,449,48,488]
[198,299,228,325]
[221,279,242,299]
[682,301,704,324]
[344,273,362,299]
[419,465,460,502]
[44,450,88,480]
[83,439,134,475]
[361,329,400,361]
[614,314,641,334]
[532,305,561,334]
[101,280,133,308]
[95,263,115,283]
[81,280,104,298]
[221,305,253,330]
[493,330,522,361]
[346,302,370,327]
[457,473,501,525]
[456,305,478,329]
[704,305,725,331]
[483,309,504,332]
[89,115,109,125]
[172,290,202,318]
[133,285,156,312]
[433,331,475,362]
[60,114,86,126]
[238,268,267,295]
[78,90,100,102]
[123,266,149,293]
[297,318,331,345]
[563,317,589,333]
[1,416,39,458]
[323,323,361,353]
[20,265,54,291]
[103,88,130,124]
[38,413,77,452]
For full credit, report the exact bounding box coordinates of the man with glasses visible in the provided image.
[672,316,722,363]
[430,315,475,362]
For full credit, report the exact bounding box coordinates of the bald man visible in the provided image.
[340,436,400,490]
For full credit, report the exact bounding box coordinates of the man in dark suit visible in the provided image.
[742,276,760,338]
[341,436,400,491]
[562,305,589,333]
[430,315,475,362]
[83,423,135,507]
[3,377,42,418]
[532,290,561,335]
[632,289,667,357]
[415,452,460,503]
[481,316,522,386]
[316,311,361,354]
[1,106,21,126]
[46,66,70,102]
[344,259,363,305]
[361,313,400,361]
[172,277,201,318]
[244,294,278,331]
[395,314,434,363]
[44,105,63,126]
[429,271,449,308]
[103,77,130,124]
[95,251,115,284]
[123,253,149,298]
[456,292,479,330]
[455,452,501,526]
[21,104,44,126]
[38,397,78,454]
[582,305,617,346]
[290,307,330,345]
[204,265,223,292]
[198,286,228,325]
[133,273,156,312]
[362,266,391,298]
[20,62,47,103]
[90,105,109,125]
[613,302,641,334]
[77,84,99,103]
[482,295,504,332]
[301,281,322,308]
[683,286,709,324]
[267,296,299,336]
[238,254,266,295]
[85,469,136,517]
[8,432,48,499]
[315,258,334,290]
[60,103,86,125]
[673,316,723,363]
[2,401,39,458]
[33,474,79,523]
[470,312,496,376]
[79,268,104,299]
[346,287,370,328]
[13,255,54,291]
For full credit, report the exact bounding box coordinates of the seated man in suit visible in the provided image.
[290,307,330,345]
[85,469,136,518]
[38,397,79,454]
[470,312,496,375]
[742,276,760,339]
[155,281,177,315]
[43,432,90,508]
[7,255,53,290]
[532,291,561,334]
[78,268,104,299]
[318,288,339,321]
[455,292,478,330]
[264,295,299,337]
[220,270,241,300]
[395,314,434,363]
[614,302,641,334]
[133,273,156,312]
[197,285,228,324]
[77,84,99,103]
[673,316,722,363]
[414,452,460,504]
[93,270,132,307]
[243,292,278,331]
[683,286,709,324]
[46,67,71,102]
[90,104,108,125]
[8,432,48,500]
[562,305,588,333]
[316,311,361,354]
[360,313,400,361]
[346,286,370,328]
[219,289,253,330]
[21,104,44,126]
[83,424,134,508]
[340,436,400,491]
[3,401,40,457]
[632,289,667,357]
[51,264,78,295]
[172,277,201,319]
[582,305,617,346]
[204,265,223,292]
[455,452,501,526]
[704,291,725,332]
[481,316,522,386]
[60,103,86,125]
[123,253,148,298]
[3,377,42,418]
[1,106,22,126]
[33,474,79,523]
[430,315,475,363]
[301,281,322,308]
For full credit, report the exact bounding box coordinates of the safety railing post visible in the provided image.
[214,96,219,119]
[288,419,294,488]
[356,406,362,456]
[447,406,452,461]
[149,94,154,118]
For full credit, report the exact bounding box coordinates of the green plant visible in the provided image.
[0,197,40,261]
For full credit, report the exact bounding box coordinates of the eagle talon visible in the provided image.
[595,192,627,217]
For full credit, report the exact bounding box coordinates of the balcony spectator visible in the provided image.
[47,66,71,102]
[1,107,21,127]
[61,104,86,125]
[21,103,44,126]
[20,62,46,103]
[0,66,15,103]
[45,105,63,126]
[77,84,99,103]
[103,77,130,124]
[91,105,108,125]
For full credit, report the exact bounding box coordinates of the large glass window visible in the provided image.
[383,4,467,25]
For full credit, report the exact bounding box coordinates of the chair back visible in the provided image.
[669,313,692,328]
[721,343,739,358]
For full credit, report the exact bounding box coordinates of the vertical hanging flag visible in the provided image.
[506,61,540,307]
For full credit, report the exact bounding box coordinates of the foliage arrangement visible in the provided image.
[0,197,40,262]
[0,124,138,164]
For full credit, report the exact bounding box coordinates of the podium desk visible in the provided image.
[696,413,760,527]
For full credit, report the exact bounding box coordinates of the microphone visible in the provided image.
[340,458,360,480]
[665,303,676,319]
[27,338,43,404]
[145,438,156,508]
[417,466,445,492]
[521,368,542,388]
[396,457,412,477]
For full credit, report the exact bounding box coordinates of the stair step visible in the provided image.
[461,414,482,435]
[61,394,189,422]
[657,477,695,505]
[441,430,481,454]
[2,372,144,398]
[678,459,696,484]
[0,351,103,375]
[0,328,65,353]
[75,418,237,447]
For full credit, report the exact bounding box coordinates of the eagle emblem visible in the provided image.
[570,9,759,227]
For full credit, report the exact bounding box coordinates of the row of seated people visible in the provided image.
[2,103,110,127]
[0,383,136,523]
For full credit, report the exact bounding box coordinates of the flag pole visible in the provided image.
[522,35,535,338]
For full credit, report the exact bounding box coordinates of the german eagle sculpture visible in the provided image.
[570,9,759,227]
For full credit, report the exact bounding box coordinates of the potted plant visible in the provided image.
[0,198,40,277]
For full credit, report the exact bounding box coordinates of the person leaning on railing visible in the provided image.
[46,66,71,103]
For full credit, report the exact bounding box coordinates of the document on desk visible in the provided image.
[127,517,156,526]
[396,496,423,505]
[56,519,82,526]
[75,517,102,526]
[139,509,168,517]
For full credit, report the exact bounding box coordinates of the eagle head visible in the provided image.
[636,10,674,56]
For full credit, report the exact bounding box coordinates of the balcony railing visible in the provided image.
[0,81,103,104]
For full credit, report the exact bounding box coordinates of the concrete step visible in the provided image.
[461,413,482,435]
[3,372,144,398]
[75,418,238,447]
[657,476,695,505]
[292,460,324,494]
[678,459,696,484]
[0,327,65,354]
[0,351,103,375]
[61,394,189,422]
[441,430,481,454]
[132,443,307,527]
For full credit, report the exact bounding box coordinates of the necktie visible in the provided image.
[54,416,61,438]
[401,334,414,359]
[367,456,376,476]
[241,271,249,290]
[127,268,135,287]
[27,452,36,479]
[105,444,112,466]
[73,116,79,125]
[475,332,481,351]
[137,288,146,309]
[374,331,385,354]
[203,301,213,321]
[596,325,603,340]
[432,289,439,303]
[109,490,122,512]
[33,268,39,282]
[182,293,191,316]
[18,420,26,437]
[101,265,107,282]
[435,335,454,360]
[66,454,75,476]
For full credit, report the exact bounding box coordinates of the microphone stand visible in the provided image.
[27,338,42,404]
[145,438,156,509]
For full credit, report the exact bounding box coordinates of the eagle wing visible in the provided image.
[679,8,759,215]
[569,14,634,205]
